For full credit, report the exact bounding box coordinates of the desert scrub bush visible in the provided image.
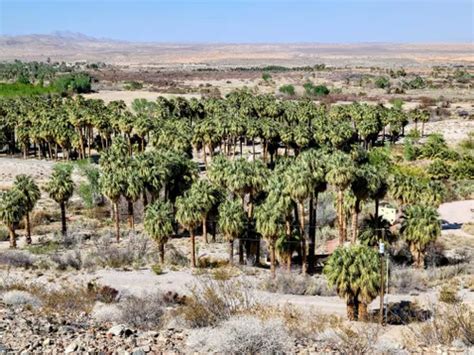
[316,323,381,353]
[89,232,156,268]
[50,249,82,270]
[179,278,258,328]
[92,303,123,323]
[261,273,335,296]
[151,263,163,275]
[165,244,189,267]
[27,240,61,254]
[211,266,240,281]
[118,292,167,329]
[0,250,36,268]
[405,303,474,347]
[186,315,291,354]
[425,264,471,286]
[2,290,41,308]
[0,225,8,241]
[390,266,428,294]
[438,284,460,304]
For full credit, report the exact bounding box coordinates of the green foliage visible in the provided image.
[406,76,426,89]
[453,69,472,84]
[403,138,418,161]
[76,160,101,209]
[151,263,163,275]
[261,72,272,82]
[124,81,143,90]
[45,164,75,204]
[0,82,59,97]
[374,76,390,89]
[279,84,295,96]
[427,159,451,180]
[144,200,174,246]
[218,199,246,242]
[53,73,92,94]
[303,82,330,96]
[451,155,474,180]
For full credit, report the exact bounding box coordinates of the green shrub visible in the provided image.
[279,84,295,96]
[303,82,330,96]
[403,139,418,161]
[53,73,91,94]
[374,76,390,89]
[427,159,451,180]
[123,81,143,90]
[451,156,474,180]
[261,72,272,82]
[151,263,163,275]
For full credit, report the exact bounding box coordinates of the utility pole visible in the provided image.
[379,240,385,325]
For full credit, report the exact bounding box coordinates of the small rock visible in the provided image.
[107,324,133,337]
[64,342,78,354]
[43,338,53,346]
[131,348,146,355]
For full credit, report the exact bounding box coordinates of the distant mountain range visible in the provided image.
[0,32,472,67]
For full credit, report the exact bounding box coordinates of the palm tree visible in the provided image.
[175,194,202,267]
[124,168,143,230]
[13,174,40,244]
[358,214,393,247]
[255,202,284,279]
[401,204,441,268]
[285,161,314,275]
[100,171,125,242]
[189,179,218,243]
[218,199,246,264]
[324,244,380,321]
[0,189,25,248]
[144,200,174,264]
[45,164,74,236]
[326,152,355,245]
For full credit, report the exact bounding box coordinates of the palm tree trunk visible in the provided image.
[252,140,256,160]
[8,225,16,249]
[60,201,67,236]
[308,195,316,273]
[25,212,32,244]
[287,252,292,272]
[202,216,208,243]
[347,298,356,321]
[191,231,196,267]
[229,239,234,265]
[159,243,165,264]
[114,201,120,242]
[358,303,368,322]
[127,200,134,230]
[203,145,208,169]
[239,238,244,265]
[270,240,276,279]
[299,201,307,275]
[338,189,344,245]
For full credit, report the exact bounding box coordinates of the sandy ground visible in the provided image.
[405,119,473,145]
[0,157,55,190]
[84,91,200,106]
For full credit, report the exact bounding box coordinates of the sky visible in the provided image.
[1,0,473,43]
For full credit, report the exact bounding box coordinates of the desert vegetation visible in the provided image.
[0,61,473,353]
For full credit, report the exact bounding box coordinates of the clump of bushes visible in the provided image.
[179,278,258,328]
[279,84,295,96]
[261,273,335,296]
[2,290,41,308]
[186,316,291,354]
[303,82,330,96]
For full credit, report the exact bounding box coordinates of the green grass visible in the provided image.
[0,82,60,97]
[27,240,61,255]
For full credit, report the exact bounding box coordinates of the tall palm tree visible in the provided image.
[144,200,174,264]
[13,174,40,244]
[175,194,202,267]
[401,204,441,268]
[326,152,355,245]
[285,161,314,275]
[124,168,143,230]
[218,198,246,265]
[324,244,380,321]
[189,179,218,243]
[100,171,125,242]
[45,164,74,236]
[255,202,284,279]
[0,189,25,248]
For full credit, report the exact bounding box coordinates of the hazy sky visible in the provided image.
[1,0,473,43]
